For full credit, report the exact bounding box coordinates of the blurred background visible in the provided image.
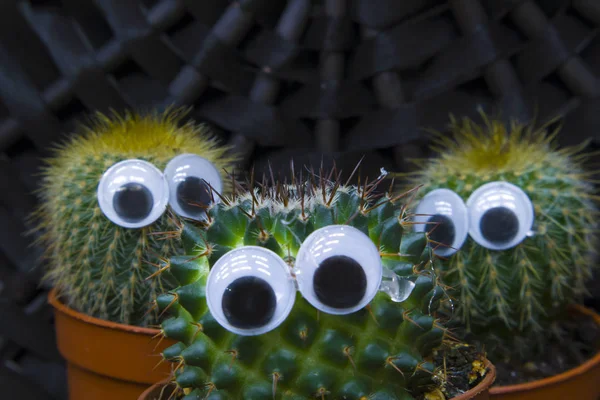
[1,1,600,398]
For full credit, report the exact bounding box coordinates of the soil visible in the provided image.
[416,343,489,400]
[493,309,600,386]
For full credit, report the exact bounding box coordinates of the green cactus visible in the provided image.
[30,109,234,326]
[402,113,599,357]
[153,168,487,399]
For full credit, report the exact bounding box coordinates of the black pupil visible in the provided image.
[426,214,456,247]
[176,177,211,215]
[222,276,276,329]
[112,182,153,222]
[313,255,366,309]
[480,206,519,244]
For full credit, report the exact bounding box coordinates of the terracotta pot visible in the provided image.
[138,360,496,400]
[490,305,600,400]
[48,288,176,400]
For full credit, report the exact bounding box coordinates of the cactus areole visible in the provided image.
[33,109,234,327]
[405,114,599,357]
[152,167,488,400]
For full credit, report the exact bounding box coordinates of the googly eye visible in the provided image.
[466,181,534,251]
[97,159,169,228]
[413,188,469,256]
[163,154,223,220]
[294,225,382,315]
[206,246,296,336]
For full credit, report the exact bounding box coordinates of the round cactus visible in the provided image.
[403,113,599,355]
[153,168,488,399]
[31,109,234,326]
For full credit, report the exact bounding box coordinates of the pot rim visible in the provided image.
[139,360,496,400]
[490,304,600,394]
[48,286,160,335]
[452,359,496,400]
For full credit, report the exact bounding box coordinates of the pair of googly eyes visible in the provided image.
[413,181,535,256]
[205,225,384,336]
[97,154,222,228]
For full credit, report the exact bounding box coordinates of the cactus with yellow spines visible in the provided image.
[150,167,488,399]
[401,112,599,357]
[30,109,234,326]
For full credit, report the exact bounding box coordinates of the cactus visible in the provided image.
[153,167,488,399]
[403,113,599,356]
[31,109,234,327]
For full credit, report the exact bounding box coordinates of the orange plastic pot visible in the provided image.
[49,288,176,400]
[490,305,600,400]
[138,361,496,400]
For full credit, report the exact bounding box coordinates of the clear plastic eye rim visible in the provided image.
[293,225,383,315]
[466,181,534,251]
[412,188,469,256]
[163,153,223,220]
[380,268,416,303]
[97,159,169,229]
[205,246,296,336]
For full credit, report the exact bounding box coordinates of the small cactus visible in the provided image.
[152,167,487,399]
[31,109,234,326]
[403,113,599,356]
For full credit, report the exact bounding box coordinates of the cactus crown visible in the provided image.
[153,165,488,399]
[31,109,234,326]
[45,108,226,159]
[401,113,599,354]
[413,113,586,175]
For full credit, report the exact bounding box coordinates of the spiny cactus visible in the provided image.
[152,167,488,399]
[31,109,234,326]
[402,113,599,355]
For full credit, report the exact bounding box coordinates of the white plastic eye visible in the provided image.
[294,225,382,315]
[163,154,223,220]
[97,159,169,228]
[413,188,469,256]
[205,246,296,336]
[466,181,534,251]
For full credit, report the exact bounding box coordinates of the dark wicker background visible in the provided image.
[1,1,600,398]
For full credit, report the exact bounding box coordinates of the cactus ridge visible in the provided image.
[154,166,474,399]
[30,108,234,326]
[401,113,599,353]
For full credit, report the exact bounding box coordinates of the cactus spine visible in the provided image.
[31,109,234,326]
[403,113,599,356]
[153,168,488,399]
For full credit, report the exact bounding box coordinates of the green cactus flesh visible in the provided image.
[31,110,233,326]
[155,170,477,400]
[403,114,599,355]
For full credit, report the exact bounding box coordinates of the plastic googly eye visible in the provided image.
[294,225,383,315]
[163,154,223,220]
[466,181,534,250]
[413,188,469,256]
[97,159,169,228]
[205,246,296,336]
